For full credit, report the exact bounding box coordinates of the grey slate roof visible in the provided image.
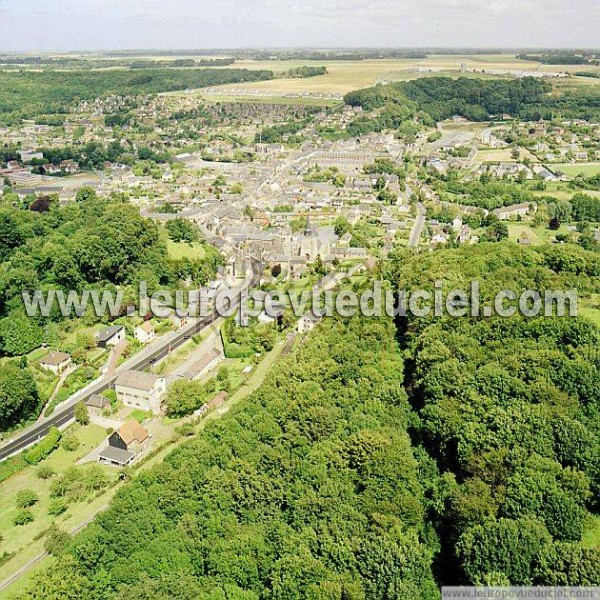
[96,326,124,343]
[87,394,110,409]
[98,446,135,465]
[115,370,161,392]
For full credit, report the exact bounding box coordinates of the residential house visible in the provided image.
[98,420,149,467]
[59,160,79,173]
[170,313,188,330]
[329,246,367,260]
[108,419,149,450]
[43,163,61,175]
[452,217,463,232]
[534,166,558,182]
[114,370,166,414]
[492,203,537,221]
[19,150,44,162]
[40,351,71,375]
[431,231,450,245]
[96,326,125,348]
[97,445,136,467]
[297,311,322,333]
[134,321,155,345]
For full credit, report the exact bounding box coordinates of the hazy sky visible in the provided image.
[0,0,597,51]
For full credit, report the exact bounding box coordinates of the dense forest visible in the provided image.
[280,66,328,79]
[130,58,236,69]
[0,57,236,70]
[21,242,600,597]
[0,188,221,333]
[387,242,600,587]
[0,68,273,123]
[517,52,598,66]
[344,77,600,122]
[427,174,537,211]
[30,141,170,171]
[0,189,169,318]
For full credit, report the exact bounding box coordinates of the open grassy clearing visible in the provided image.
[579,303,600,328]
[476,148,517,162]
[553,162,600,178]
[0,424,112,581]
[558,74,600,89]
[215,58,481,94]
[0,556,53,599]
[529,224,573,243]
[530,183,600,202]
[0,485,120,599]
[213,60,413,94]
[507,224,543,245]
[504,222,574,245]
[127,409,154,424]
[166,239,206,260]
[582,515,600,550]
[204,55,580,95]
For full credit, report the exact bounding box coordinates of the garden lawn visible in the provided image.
[166,240,206,261]
[554,162,600,178]
[0,424,111,564]
[507,224,543,245]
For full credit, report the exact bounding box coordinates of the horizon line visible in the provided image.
[0,46,599,55]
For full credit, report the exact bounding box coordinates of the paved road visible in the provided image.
[0,258,262,463]
[409,202,426,249]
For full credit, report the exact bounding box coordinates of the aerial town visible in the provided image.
[0,39,599,600]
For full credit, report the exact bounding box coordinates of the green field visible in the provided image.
[166,240,206,260]
[553,162,600,178]
[580,303,600,328]
[507,223,582,246]
[476,148,518,163]
[127,409,153,423]
[210,54,589,95]
[507,224,543,245]
[0,424,112,585]
[530,182,600,201]
[582,515,600,549]
[533,224,575,243]
[197,92,340,107]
